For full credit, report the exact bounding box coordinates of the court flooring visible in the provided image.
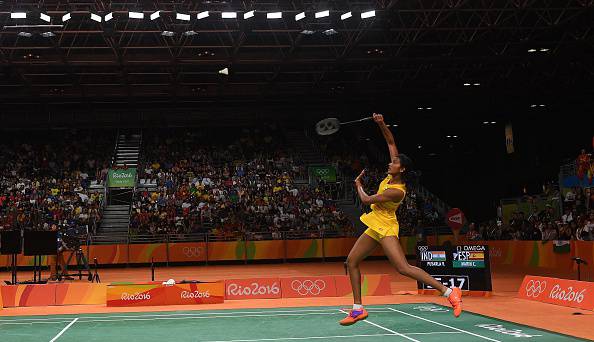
[0,304,586,342]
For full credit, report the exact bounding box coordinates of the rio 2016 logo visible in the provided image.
[181,290,210,299]
[121,292,151,300]
[227,282,280,296]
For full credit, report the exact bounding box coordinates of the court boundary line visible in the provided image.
[0,311,391,325]
[406,332,461,335]
[0,308,395,322]
[387,307,501,342]
[48,317,78,342]
[201,333,398,342]
[338,309,419,342]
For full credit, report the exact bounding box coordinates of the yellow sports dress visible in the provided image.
[360,175,406,241]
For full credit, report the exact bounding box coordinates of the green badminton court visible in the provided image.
[0,304,586,342]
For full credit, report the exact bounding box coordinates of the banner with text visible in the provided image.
[518,275,594,310]
[108,168,137,188]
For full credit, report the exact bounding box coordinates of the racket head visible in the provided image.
[315,117,341,135]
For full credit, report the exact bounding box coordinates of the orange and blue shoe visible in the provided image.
[339,308,369,326]
[447,287,463,317]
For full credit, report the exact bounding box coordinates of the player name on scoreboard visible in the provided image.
[416,244,492,295]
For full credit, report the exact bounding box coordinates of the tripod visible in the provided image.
[59,248,92,281]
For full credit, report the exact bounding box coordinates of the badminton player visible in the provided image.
[339,113,462,326]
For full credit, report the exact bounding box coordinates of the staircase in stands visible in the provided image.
[95,132,141,244]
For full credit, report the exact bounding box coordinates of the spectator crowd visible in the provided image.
[467,186,593,241]
[130,126,353,238]
[0,130,110,234]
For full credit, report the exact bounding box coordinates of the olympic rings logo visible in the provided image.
[525,280,547,298]
[316,169,330,176]
[417,246,429,252]
[291,279,326,296]
[182,246,204,258]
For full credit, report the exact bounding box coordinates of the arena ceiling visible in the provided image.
[0,0,593,107]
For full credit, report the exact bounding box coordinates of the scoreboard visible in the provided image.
[416,245,492,293]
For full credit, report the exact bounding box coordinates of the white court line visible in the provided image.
[338,310,419,342]
[0,308,395,323]
[2,311,396,325]
[387,308,501,342]
[48,317,78,342]
[406,332,462,335]
[201,333,397,342]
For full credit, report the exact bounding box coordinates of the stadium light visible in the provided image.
[300,30,315,35]
[267,12,282,19]
[177,13,191,21]
[18,32,32,37]
[361,10,375,19]
[104,12,113,22]
[322,29,337,35]
[129,12,144,19]
[161,31,174,37]
[41,32,55,37]
[222,12,237,19]
[540,48,549,52]
[295,12,305,21]
[463,83,471,86]
[527,48,537,53]
[62,13,71,22]
[91,13,102,22]
[340,12,352,20]
[183,30,198,36]
[315,10,329,18]
[11,12,27,19]
[150,11,160,20]
[40,13,51,22]
[197,11,209,19]
[243,10,255,19]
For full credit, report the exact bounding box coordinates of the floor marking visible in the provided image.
[201,333,398,342]
[2,312,380,325]
[48,317,78,342]
[387,307,501,342]
[406,331,462,335]
[338,310,419,342]
[0,308,394,322]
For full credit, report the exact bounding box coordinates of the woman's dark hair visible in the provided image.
[397,153,420,189]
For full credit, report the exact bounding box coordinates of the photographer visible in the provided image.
[49,225,67,281]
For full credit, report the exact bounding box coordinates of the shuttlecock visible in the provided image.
[163,278,176,286]
[218,67,229,75]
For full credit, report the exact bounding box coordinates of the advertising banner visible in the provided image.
[309,166,337,183]
[165,282,224,305]
[281,276,336,298]
[225,278,282,300]
[518,275,594,310]
[108,168,137,188]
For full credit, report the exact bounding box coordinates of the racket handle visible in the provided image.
[340,117,373,125]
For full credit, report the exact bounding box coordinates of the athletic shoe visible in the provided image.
[339,308,369,326]
[448,287,463,317]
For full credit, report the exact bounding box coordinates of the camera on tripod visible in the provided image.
[59,226,87,252]
[57,226,94,282]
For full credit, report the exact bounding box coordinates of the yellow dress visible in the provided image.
[360,175,406,241]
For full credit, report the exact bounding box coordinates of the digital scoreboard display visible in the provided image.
[416,245,492,292]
